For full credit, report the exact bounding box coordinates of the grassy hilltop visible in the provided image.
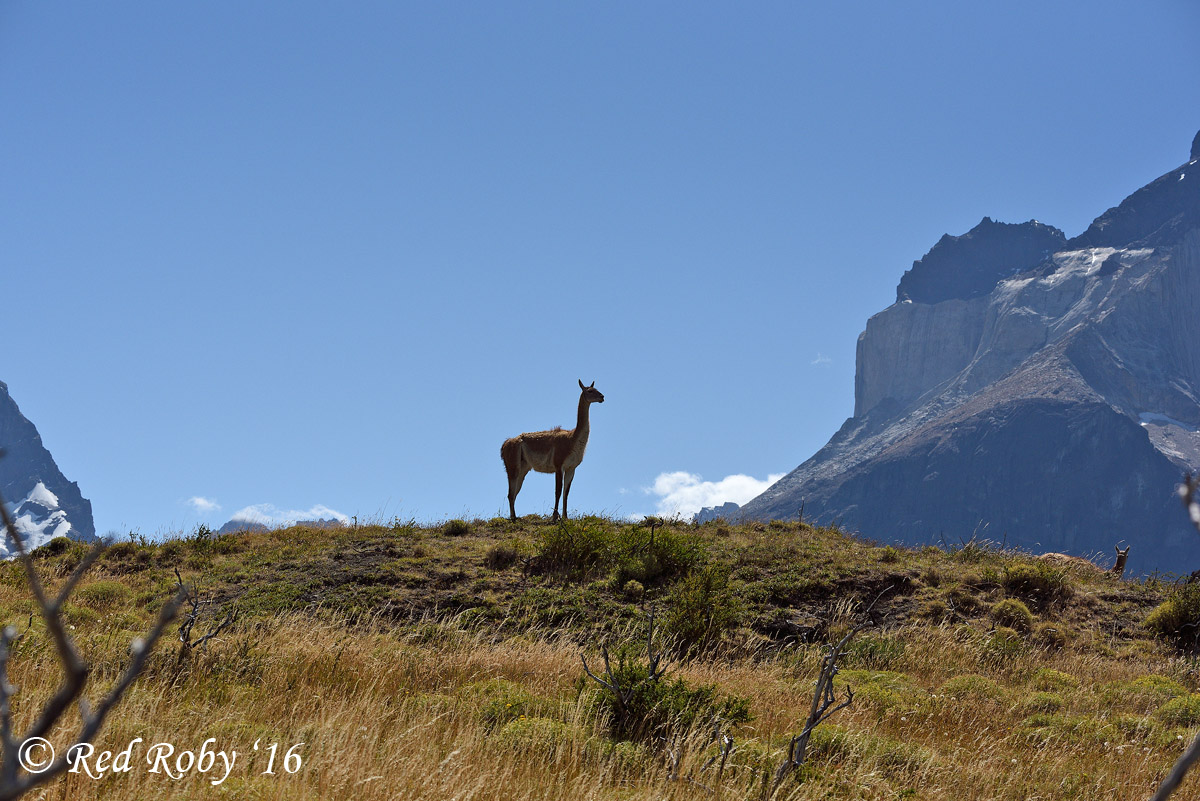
[4,515,1200,800]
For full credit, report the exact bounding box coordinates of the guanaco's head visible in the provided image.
[578,379,605,404]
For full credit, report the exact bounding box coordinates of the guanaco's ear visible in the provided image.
[579,379,586,390]
[589,381,595,388]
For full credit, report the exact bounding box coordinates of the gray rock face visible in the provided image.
[694,502,743,524]
[896,218,1065,305]
[741,131,1200,574]
[0,382,95,555]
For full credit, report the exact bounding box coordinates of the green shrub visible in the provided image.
[1033,622,1069,649]
[583,656,751,742]
[1157,694,1200,727]
[981,626,1027,664]
[537,519,611,576]
[1101,675,1188,713]
[622,579,645,601]
[484,541,520,570]
[463,678,551,730]
[610,526,705,588]
[945,586,986,614]
[842,635,906,670]
[155,539,185,565]
[104,541,140,560]
[31,536,74,557]
[837,670,927,713]
[1031,668,1079,692]
[61,603,99,627]
[75,580,132,611]
[806,726,934,777]
[1021,691,1065,714]
[496,717,575,754]
[1002,561,1072,611]
[918,598,950,622]
[991,598,1034,633]
[662,565,741,651]
[212,533,242,554]
[1146,582,1200,645]
[443,519,471,537]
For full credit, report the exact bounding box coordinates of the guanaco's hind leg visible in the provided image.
[504,441,529,521]
[562,466,577,520]
[507,466,528,521]
[552,470,563,521]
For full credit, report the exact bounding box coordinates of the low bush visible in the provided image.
[842,635,906,670]
[484,540,520,570]
[584,656,751,742]
[1157,694,1200,727]
[75,580,133,611]
[662,565,741,651]
[991,598,1035,633]
[1021,691,1065,714]
[1031,668,1078,692]
[1002,561,1073,611]
[537,519,612,576]
[1145,582,1200,646]
[610,525,705,588]
[981,626,1027,664]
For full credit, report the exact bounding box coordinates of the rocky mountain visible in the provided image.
[217,517,344,535]
[694,502,743,524]
[740,131,1200,575]
[0,381,95,555]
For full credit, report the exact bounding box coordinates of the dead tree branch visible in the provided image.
[580,608,667,723]
[0,477,184,801]
[763,585,892,799]
[173,568,238,660]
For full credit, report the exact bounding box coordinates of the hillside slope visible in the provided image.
[3,515,1200,799]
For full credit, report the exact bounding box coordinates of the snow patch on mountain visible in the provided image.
[3,482,73,557]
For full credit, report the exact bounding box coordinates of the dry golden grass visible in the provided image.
[0,518,1197,799]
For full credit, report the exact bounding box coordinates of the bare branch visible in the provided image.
[764,586,892,799]
[174,568,239,658]
[0,474,184,801]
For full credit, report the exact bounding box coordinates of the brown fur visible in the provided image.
[1110,545,1131,578]
[1037,552,1102,573]
[502,380,605,521]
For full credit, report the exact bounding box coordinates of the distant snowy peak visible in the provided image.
[7,481,73,552]
[0,380,95,559]
[21,481,60,511]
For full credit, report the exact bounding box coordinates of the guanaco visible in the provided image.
[501,380,605,521]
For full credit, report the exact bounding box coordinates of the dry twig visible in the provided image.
[763,585,892,799]
[173,568,239,660]
[0,475,184,800]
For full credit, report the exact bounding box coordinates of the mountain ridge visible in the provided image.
[740,131,1200,574]
[0,380,95,554]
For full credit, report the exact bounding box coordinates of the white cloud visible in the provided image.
[187,496,221,513]
[811,353,832,366]
[644,471,784,519]
[230,503,350,527]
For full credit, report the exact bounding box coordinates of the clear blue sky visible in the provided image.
[2,2,1198,536]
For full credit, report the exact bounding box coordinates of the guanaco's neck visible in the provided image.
[573,393,591,442]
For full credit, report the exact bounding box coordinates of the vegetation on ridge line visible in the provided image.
[0,515,1197,799]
